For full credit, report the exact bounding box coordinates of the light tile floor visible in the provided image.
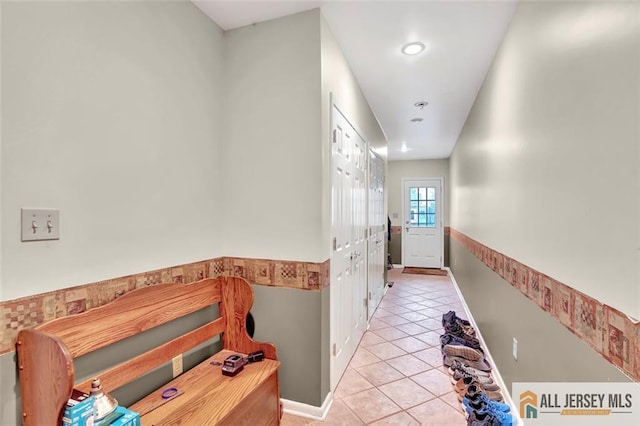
[282,267,471,425]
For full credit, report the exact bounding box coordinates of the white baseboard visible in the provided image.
[392,263,403,268]
[281,392,333,421]
[445,267,523,426]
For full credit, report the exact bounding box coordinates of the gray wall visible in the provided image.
[251,285,324,406]
[450,239,630,391]
[450,0,639,318]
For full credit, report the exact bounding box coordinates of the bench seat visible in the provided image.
[130,349,280,425]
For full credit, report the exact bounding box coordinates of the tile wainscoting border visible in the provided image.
[450,228,639,381]
[0,256,330,355]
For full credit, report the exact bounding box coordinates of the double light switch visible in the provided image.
[21,208,60,241]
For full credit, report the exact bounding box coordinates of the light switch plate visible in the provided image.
[21,208,60,241]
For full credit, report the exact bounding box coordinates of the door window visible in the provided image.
[409,186,436,227]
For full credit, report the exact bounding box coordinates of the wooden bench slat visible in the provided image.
[75,317,225,394]
[38,279,221,358]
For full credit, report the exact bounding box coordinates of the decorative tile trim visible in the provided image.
[0,256,330,355]
[450,228,640,381]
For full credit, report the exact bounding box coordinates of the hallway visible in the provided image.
[283,268,476,425]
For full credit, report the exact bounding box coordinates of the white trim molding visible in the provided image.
[446,267,524,426]
[281,392,333,421]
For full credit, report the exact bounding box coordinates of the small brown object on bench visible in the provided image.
[16,276,280,425]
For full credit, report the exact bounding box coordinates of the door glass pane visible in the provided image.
[427,201,435,214]
[427,214,435,227]
[410,201,418,213]
[410,187,418,200]
[427,187,436,200]
[419,187,427,200]
[418,201,426,214]
[418,213,426,226]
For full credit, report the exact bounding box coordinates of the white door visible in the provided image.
[402,178,443,268]
[330,105,367,390]
[367,150,385,320]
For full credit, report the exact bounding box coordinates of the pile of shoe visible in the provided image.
[441,311,515,426]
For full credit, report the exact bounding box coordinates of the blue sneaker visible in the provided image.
[474,408,514,426]
[463,395,511,413]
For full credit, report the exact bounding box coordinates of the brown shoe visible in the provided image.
[459,384,503,402]
[454,375,500,394]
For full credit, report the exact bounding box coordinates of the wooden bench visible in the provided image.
[16,276,281,425]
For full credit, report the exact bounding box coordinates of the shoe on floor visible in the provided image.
[462,384,504,403]
[440,333,483,350]
[463,397,511,414]
[454,375,501,394]
[467,410,502,426]
[448,359,492,378]
[443,310,476,336]
[472,408,514,426]
[450,370,496,387]
[443,354,492,372]
[443,343,484,361]
[444,321,479,341]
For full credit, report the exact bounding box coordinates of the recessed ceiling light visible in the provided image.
[402,42,425,55]
[401,143,408,153]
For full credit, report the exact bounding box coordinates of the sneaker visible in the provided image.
[448,359,492,378]
[467,411,501,426]
[443,354,492,372]
[463,387,510,411]
[473,408,514,426]
[443,310,476,336]
[440,333,483,350]
[464,399,512,417]
[444,321,478,341]
[443,310,472,327]
[443,343,485,361]
[450,370,496,387]
[461,384,503,403]
[455,375,501,394]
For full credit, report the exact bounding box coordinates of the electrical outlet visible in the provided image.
[513,338,518,361]
[172,354,183,377]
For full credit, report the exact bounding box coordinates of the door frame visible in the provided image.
[401,177,444,268]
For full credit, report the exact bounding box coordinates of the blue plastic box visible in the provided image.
[95,406,140,426]
[61,389,95,426]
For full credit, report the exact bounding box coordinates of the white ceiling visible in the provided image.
[194,0,518,161]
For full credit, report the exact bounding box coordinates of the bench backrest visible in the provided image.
[16,276,276,426]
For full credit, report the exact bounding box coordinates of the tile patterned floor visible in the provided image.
[282,267,469,425]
